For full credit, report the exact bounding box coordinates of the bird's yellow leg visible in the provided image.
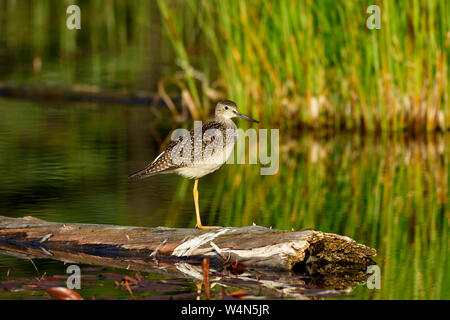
[193,179,220,230]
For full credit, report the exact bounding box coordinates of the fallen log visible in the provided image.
[0,216,375,271]
[0,216,377,298]
[0,83,175,106]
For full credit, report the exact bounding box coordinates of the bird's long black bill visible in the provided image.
[236,112,259,123]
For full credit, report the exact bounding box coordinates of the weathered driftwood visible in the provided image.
[0,216,377,298]
[0,216,375,271]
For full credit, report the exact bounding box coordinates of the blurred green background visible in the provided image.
[0,0,448,300]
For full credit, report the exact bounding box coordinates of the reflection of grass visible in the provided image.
[157,0,449,132]
[166,133,449,299]
[0,99,128,224]
[0,1,168,90]
[0,98,448,299]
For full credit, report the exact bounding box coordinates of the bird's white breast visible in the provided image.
[174,138,236,179]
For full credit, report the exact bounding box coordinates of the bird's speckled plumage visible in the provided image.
[128,100,253,181]
[128,99,259,230]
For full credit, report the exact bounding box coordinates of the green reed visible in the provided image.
[163,132,449,299]
[156,0,449,132]
[2,1,447,131]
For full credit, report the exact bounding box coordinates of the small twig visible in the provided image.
[150,239,167,264]
[202,258,211,300]
[40,233,52,243]
[134,272,144,284]
[40,247,53,256]
[123,281,134,298]
[210,241,229,262]
[158,80,181,120]
[29,259,40,279]
[210,242,246,275]
[39,272,47,282]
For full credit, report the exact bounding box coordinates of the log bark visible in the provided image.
[0,216,375,270]
[0,216,377,298]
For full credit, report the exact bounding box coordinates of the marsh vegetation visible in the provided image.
[0,0,448,299]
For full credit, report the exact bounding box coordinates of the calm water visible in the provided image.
[0,97,448,299]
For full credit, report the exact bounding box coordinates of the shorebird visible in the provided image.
[128,100,259,230]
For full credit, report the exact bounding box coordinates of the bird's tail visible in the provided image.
[127,165,157,181]
[128,162,175,181]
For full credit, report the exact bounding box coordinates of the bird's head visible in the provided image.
[215,100,259,123]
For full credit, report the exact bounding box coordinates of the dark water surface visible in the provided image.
[0,98,448,299]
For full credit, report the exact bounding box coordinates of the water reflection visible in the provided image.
[0,98,448,299]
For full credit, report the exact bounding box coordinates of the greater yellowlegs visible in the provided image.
[128,100,259,230]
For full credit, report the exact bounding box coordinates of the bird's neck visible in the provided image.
[214,115,237,129]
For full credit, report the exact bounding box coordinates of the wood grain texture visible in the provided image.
[0,216,378,298]
[0,216,376,270]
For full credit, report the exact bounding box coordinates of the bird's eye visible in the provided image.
[225,106,229,110]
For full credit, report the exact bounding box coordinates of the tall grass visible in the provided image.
[157,0,449,132]
[1,1,448,300]
[2,1,447,131]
